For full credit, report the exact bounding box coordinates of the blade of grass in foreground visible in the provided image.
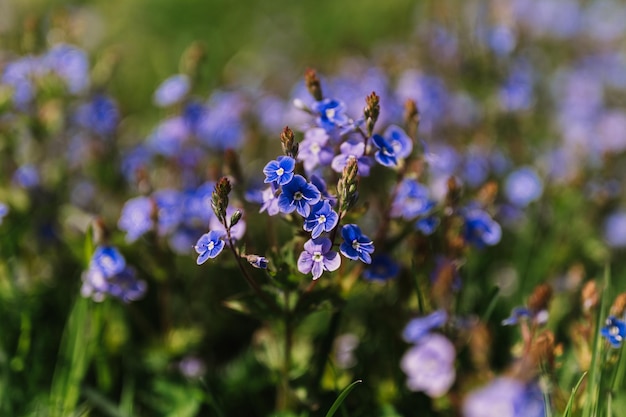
[582,264,610,417]
[325,379,362,417]
[562,371,587,417]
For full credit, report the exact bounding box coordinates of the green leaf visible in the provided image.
[563,372,586,417]
[325,379,362,417]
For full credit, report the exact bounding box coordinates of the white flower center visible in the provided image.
[326,108,336,119]
[208,241,215,251]
[277,167,285,176]
[318,215,326,224]
[352,240,360,250]
[310,143,321,154]
[294,191,303,201]
[313,251,323,262]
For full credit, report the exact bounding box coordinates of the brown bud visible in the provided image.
[364,91,380,136]
[476,181,498,206]
[305,68,323,101]
[211,177,231,222]
[404,99,420,139]
[610,293,626,317]
[581,280,599,313]
[527,283,553,315]
[280,126,298,158]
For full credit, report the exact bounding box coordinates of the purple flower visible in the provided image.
[147,117,190,157]
[505,167,543,207]
[259,185,280,216]
[601,316,626,348]
[298,128,334,172]
[107,267,147,303]
[118,196,154,243]
[12,165,40,189]
[403,310,448,343]
[153,74,190,107]
[463,208,502,247]
[604,211,626,248]
[371,133,398,167]
[416,216,439,235]
[363,254,400,281]
[331,140,373,176]
[400,333,456,397]
[277,175,321,217]
[463,378,545,417]
[340,224,374,264]
[263,156,296,186]
[0,202,8,224]
[90,246,126,278]
[303,200,339,238]
[154,189,184,236]
[2,56,39,108]
[44,44,90,94]
[297,237,341,280]
[194,230,225,264]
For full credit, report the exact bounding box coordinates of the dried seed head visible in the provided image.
[610,293,626,317]
[305,68,323,101]
[528,283,553,315]
[581,280,599,313]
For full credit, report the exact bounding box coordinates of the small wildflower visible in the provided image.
[194,230,225,264]
[463,378,546,417]
[462,208,502,247]
[118,196,154,243]
[340,224,374,264]
[303,200,339,238]
[601,316,626,348]
[363,254,400,281]
[400,333,456,397]
[263,156,296,186]
[259,185,280,216]
[153,74,190,107]
[75,94,119,137]
[331,140,373,177]
[311,98,350,132]
[371,133,398,167]
[297,237,341,280]
[245,255,268,269]
[0,203,8,224]
[505,167,543,207]
[403,310,448,343]
[277,175,321,217]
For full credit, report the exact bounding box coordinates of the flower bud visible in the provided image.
[305,68,323,101]
[527,283,553,316]
[364,91,380,136]
[245,254,268,269]
[337,157,359,214]
[581,280,599,313]
[211,177,231,223]
[610,293,626,317]
[229,209,242,228]
[280,126,299,158]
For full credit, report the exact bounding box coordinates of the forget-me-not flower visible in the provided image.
[403,310,448,343]
[331,140,372,176]
[340,224,374,264]
[505,167,543,207]
[194,230,226,264]
[303,200,339,238]
[462,208,502,247]
[297,237,341,280]
[371,133,398,167]
[263,156,296,186]
[118,196,154,243]
[277,175,321,217]
[601,316,626,348]
[311,98,350,132]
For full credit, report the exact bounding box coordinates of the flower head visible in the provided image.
[463,208,502,247]
[153,74,190,107]
[340,224,374,264]
[505,167,543,207]
[331,140,373,177]
[601,316,626,348]
[277,175,321,217]
[400,333,456,397]
[303,200,339,238]
[403,310,448,343]
[194,230,225,264]
[311,98,350,132]
[118,196,154,243]
[463,378,545,417]
[371,133,398,167]
[263,156,296,186]
[297,237,341,280]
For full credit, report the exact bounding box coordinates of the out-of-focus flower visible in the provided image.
[75,94,119,137]
[391,179,435,220]
[463,377,545,417]
[153,74,190,107]
[403,310,448,343]
[601,316,626,348]
[505,167,543,207]
[400,333,456,397]
[106,267,147,303]
[277,175,321,217]
[118,196,154,243]
[340,224,374,264]
[0,203,8,224]
[298,127,334,172]
[462,208,502,247]
[603,211,626,248]
[297,237,340,280]
[363,254,400,281]
[371,133,398,167]
[311,98,350,132]
[303,200,339,239]
[331,140,373,176]
[12,164,40,189]
[44,44,90,94]
[263,156,295,186]
[194,230,225,264]
[178,356,206,379]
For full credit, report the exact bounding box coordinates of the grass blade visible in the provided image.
[325,379,363,417]
[563,371,587,417]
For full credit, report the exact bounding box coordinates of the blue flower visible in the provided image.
[154,189,184,236]
[118,196,154,243]
[44,44,90,94]
[340,224,374,264]
[12,164,40,189]
[403,310,448,343]
[371,133,398,167]
[147,117,190,157]
[505,167,543,207]
[391,179,435,220]
[263,156,296,186]
[311,98,350,132]
[153,74,190,107]
[601,316,626,348]
[382,125,413,160]
[107,267,147,303]
[462,208,502,247]
[297,128,334,172]
[246,255,268,269]
[363,254,400,281]
[330,140,373,176]
[277,175,321,217]
[75,94,119,137]
[400,333,456,397]
[501,307,532,326]
[297,237,341,280]
[194,230,225,264]
[416,216,439,235]
[303,200,339,238]
[90,245,126,278]
[463,378,546,417]
[0,202,8,224]
[259,185,280,216]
